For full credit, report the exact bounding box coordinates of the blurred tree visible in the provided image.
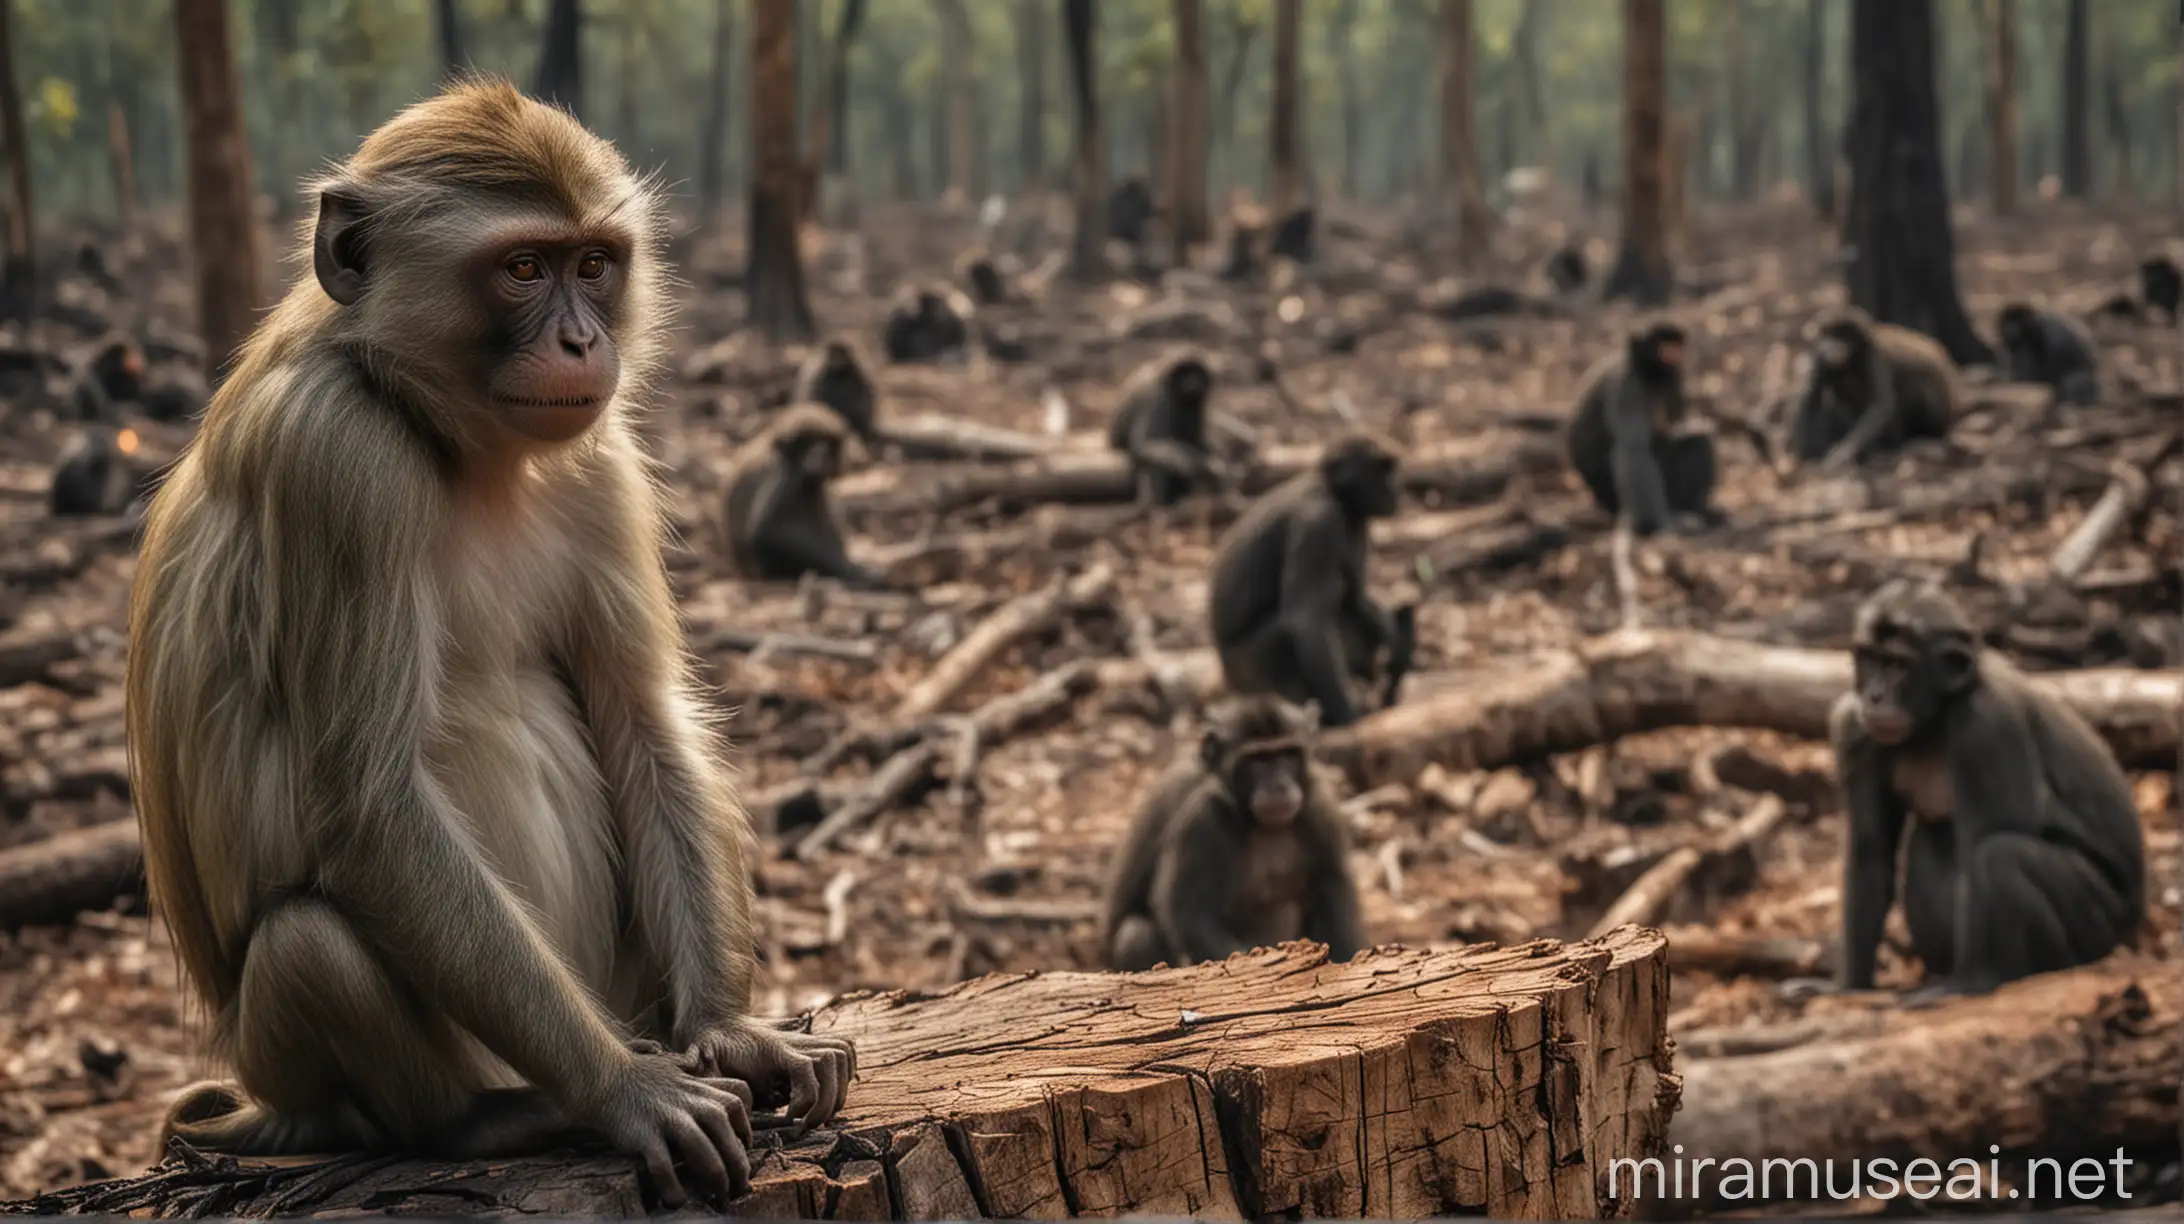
[803,0,867,218]
[1064,0,1106,279]
[748,0,812,341]
[698,0,734,224]
[1267,0,1298,215]
[175,0,266,375]
[2060,0,2087,196]
[534,0,583,119]
[1331,0,1357,199]
[0,0,30,322]
[1440,0,1490,266]
[1607,0,1672,304]
[934,0,974,205]
[1844,0,1988,364]
[1016,1,1046,189]
[1169,0,1209,257]
[1984,0,2017,215]
[436,0,468,78]
[1803,0,1833,219]
[1725,0,1759,200]
[106,100,135,233]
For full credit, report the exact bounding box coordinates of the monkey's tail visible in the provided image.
[159,1080,359,1157]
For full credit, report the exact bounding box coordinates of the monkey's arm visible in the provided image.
[1819,348,1898,471]
[1831,703,1907,991]
[575,453,856,1126]
[1301,811,1365,961]
[1278,512,1361,727]
[750,469,887,590]
[1605,374,1672,534]
[1150,801,1248,964]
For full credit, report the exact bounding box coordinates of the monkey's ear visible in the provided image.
[313,191,372,307]
[1933,635,1978,692]
[1198,729,1230,773]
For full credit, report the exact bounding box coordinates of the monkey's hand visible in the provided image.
[684,1021,858,1134]
[583,1050,755,1208]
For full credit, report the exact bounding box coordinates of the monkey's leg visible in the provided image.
[1898,820,1959,981]
[1658,431,1721,518]
[1572,448,1619,514]
[2055,370,2099,407]
[193,897,576,1158]
[1109,915,1171,971]
[1954,834,2132,988]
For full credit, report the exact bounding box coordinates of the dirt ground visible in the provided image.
[0,193,2177,1204]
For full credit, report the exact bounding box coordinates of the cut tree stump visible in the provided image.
[1670,957,2181,1212]
[10,932,1675,1220]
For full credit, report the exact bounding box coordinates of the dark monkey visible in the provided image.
[791,339,878,442]
[881,284,968,364]
[1788,307,1957,469]
[1268,206,1316,262]
[50,428,123,516]
[1101,695,1364,971]
[1106,352,1218,506]
[1543,244,1589,294]
[1996,302,2099,407]
[69,333,147,421]
[723,404,885,590]
[1566,321,1718,535]
[126,82,851,1208]
[1824,581,2143,1003]
[1108,176,1156,246]
[1209,430,1409,729]
[955,250,1008,306]
[2141,256,2181,321]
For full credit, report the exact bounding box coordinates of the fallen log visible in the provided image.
[877,412,1064,463]
[891,563,1114,723]
[14,933,1676,1220]
[1670,958,2180,1212]
[1661,926,1831,981]
[0,819,144,932]
[2047,426,2179,584]
[1585,796,1787,939]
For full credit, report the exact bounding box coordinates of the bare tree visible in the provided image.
[107,101,137,234]
[1725,0,1760,201]
[697,0,734,223]
[434,0,468,78]
[1984,0,2017,216]
[1843,0,1987,365]
[1169,0,1210,257]
[0,0,30,321]
[1063,0,1106,279]
[1268,0,1301,215]
[801,0,867,217]
[1803,0,1832,219]
[174,0,267,373]
[1605,0,1671,303]
[934,0,975,205]
[1016,1,1046,190]
[747,0,814,341]
[1439,0,1491,264]
[533,0,583,118]
[2060,0,2088,197]
[1333,0,1360,199]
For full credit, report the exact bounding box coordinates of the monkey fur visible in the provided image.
[1788,307,1957,469]
[791,338,878,441]
[722,403,885,589]
[50,428,124,516]
[881,284,969,364]
[1106,351,1219,506]
[1108,177,1156,246]
[126,80,852,1207]
[1996,302,2100,407]
[1566,321,1718,535]
[1100,695,1363,971]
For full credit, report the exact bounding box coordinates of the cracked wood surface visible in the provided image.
[6,929,1674,1220]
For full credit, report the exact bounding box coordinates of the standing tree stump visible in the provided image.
[9,933,1675,1220]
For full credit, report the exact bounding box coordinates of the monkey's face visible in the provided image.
[1852,622,1974,746]
[1327,448,1399,519]
[475,243,629,443]
[1811,323,1864,372]
[1630,328,1686,382]
[1168,362,1211,407]
[1998,308,2037,354]
[1229,745,1307,828]
[786,431,842,480]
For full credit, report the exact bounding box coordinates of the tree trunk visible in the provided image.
[0,0,30,323]
[746,0,814,342]
[1333,0,1360,200]
[697,0,734,224]
[1267,0,1300,216]
[2102,24,2132,201]
[1725,0,1760,201]
[1985,0,2017,216]
[1803,0,1832,219]
[106,100,137,233]
[174,0,266,377]
[799,0,865,219]
[935,0,974,206]
[1606,0,1672,304]
[1063,0,1106,280]
[17,936,1676,1221]
[2060,0,2088,198]
[1016,0,1046,190]
[434,0,467,77]
[533,0,583,119]
[1842,0,1990,366]
[1169,0,1209,258]
[1439,0,1491,266]
[1214,14,1259,197]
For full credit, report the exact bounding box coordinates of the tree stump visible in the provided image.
[7,931,1674,1220]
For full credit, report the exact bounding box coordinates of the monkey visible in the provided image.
[2141,256,2181,322]
[50,428,124,516]
[1815,580,2143,1004]
[791,339,877,442]
[1542,243,1589,294]
[1995,303,2099,407]
[1787,307,1957,469]
[123,81,852,1208]
[1208,429,1407,730]
[1433,284,1564,323]
[1105,352,1219,506]
[1100,695,1363,971]
[1108,176,1155,246]
[721,403,885,590]
[1565,321,1719,536]
[67,333,147,421]
[1268,206,1316,262]
[881,283,968,365]
[954,250,1008,307]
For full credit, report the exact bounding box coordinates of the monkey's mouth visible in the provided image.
[495,395,605,410]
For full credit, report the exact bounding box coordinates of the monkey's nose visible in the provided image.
[558,321,600,360]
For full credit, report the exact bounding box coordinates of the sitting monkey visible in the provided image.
[1100,695,1363,971]
[1995,302,2099,407]
[1106,351,1220,506]
[1788,306,1957,469]
[723,403,886,589]
[1566,321,1719,535]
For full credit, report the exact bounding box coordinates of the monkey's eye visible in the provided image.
[506,256,545,284]
[578,252,611,281]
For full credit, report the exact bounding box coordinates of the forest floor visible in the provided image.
[0,193,2177,1206]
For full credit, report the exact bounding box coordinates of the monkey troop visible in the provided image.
[126,81,850,1206]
